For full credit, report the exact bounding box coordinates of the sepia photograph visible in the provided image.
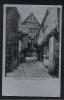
[2,4,62,96]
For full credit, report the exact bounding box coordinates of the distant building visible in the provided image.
[37,7,61,76]
[19,12,40,49]
[18,12,41,59]
[5,7,19,73]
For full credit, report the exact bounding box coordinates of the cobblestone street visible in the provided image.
[6,61,51,78]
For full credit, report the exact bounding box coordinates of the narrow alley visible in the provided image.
[2,5,61,96]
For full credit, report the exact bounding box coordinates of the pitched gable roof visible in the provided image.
[21,12,40,26]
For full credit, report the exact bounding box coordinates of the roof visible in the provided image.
[21,12,40,26]
[37,8,51,37]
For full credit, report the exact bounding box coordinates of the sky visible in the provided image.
[17,5,48,24]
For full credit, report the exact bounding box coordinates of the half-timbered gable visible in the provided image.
[21,12,40,44]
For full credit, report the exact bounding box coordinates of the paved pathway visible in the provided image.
[6,61,51,78]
